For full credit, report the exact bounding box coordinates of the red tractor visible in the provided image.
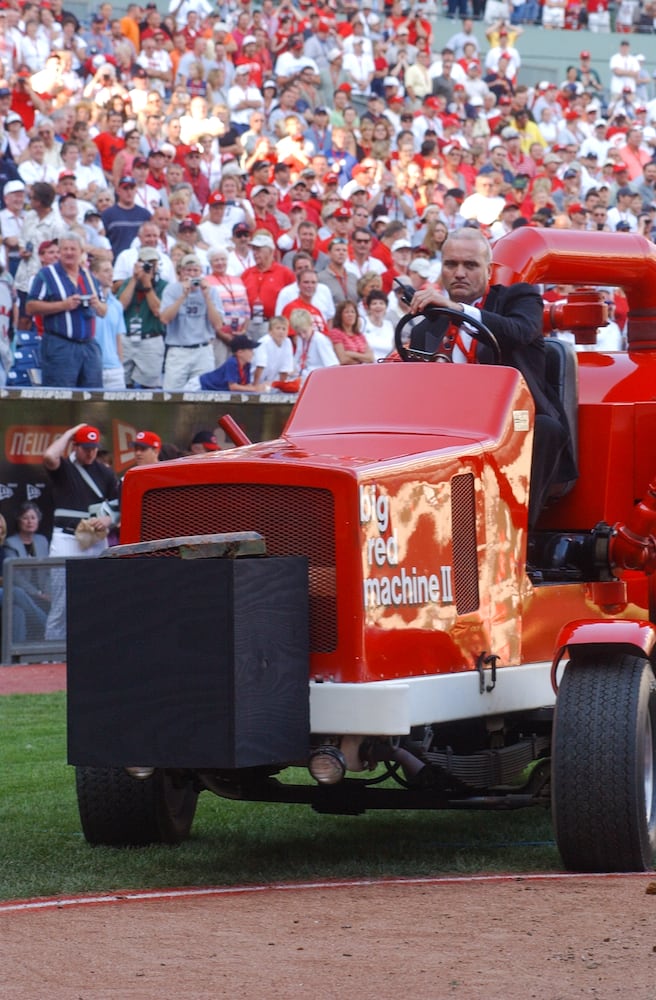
[67,230,656,872]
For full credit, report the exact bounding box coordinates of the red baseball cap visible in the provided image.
[331,206,352,219]
[207,191,226,206]
[324,172,340,184]
[73,425,101,447]
[38,238,58,254]
[131,430,162,450]
[567,203,586,216]
[180,213,202,228]
[192,430,219,451]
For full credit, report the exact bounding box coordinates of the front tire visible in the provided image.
[76,766,199,847]
[552,652,656,872]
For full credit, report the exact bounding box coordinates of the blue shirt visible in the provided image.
[199,355,251,391]
[94,292,125,370]
[101,204,152,257]
[28,263,102,342]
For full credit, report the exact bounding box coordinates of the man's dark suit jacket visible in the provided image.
[409,281,578,497]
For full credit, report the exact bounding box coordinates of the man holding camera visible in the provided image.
[116,246,168,389]
[26,232,107,388]
[159,253,223,391]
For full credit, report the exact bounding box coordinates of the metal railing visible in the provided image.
[1,557,67,665]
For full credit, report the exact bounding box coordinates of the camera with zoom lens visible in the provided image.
[142,261,153,273]
[78,294,92,307]
[191,278,201,287]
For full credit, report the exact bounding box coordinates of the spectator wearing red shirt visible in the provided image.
[407,10,433,49]
[181,144,210,208]
[316,205,354,253]
[9,68,48,132]
[248,185,283,242]
[241,232,295,332]
[279,178,322,227]
[370,220,409,270]
[93,110,126,179]
[146,148,168,190]
[282,269,332,337]
[381,238,412,294]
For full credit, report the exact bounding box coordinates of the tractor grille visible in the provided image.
[141,484,337,652]
[451,473,479,615]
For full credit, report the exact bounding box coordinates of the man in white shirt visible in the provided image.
[578,120,611,162]
[113,220,177,286]
[345,227,386,280]
[274,35,318,82]
[198,192,234,249]
[136,33,172,98]
[606,184,639,232]
[168,0,213,31]
[131,157,161,214]
[0,179,26,276]
[275,255,335,321]
[18,136,58,191]
[227,65,264,130]
[609,39,641,97]
[226,222,256,276]
[342,37,374,105]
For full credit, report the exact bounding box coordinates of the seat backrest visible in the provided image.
[544,337,579,494]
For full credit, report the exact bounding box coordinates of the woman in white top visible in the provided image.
[16,20,51,73]
[362,289,395,362]
[4,112,28,160]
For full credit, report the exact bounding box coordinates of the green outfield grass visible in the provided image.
[0,692,562,902]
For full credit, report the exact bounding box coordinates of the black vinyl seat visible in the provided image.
[543,337,579,497]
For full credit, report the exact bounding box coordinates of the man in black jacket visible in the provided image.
[409,228,577,527]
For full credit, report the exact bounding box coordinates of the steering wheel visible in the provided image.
[394,305,502,365]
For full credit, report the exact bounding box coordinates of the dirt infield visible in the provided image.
[3,666,656,998]
[2,876,656,999]
[0,662,66,695]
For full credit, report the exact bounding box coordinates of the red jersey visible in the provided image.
[250,210,282,243]
[371,241,393,270]
[11,88,40,131]
[282,297,330,338]
[242,262,295,318]
[182,167,210,208]
[93,132,126,173]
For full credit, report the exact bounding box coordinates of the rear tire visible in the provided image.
[75,766,198,847]
[552,652,656,872]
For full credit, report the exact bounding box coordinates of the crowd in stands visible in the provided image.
[0,0,652,389]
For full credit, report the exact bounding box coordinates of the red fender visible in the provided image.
[550,619,656,693]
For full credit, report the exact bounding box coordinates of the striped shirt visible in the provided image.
[28,263,102,342]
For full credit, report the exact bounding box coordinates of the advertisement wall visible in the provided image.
[0,388,293,539]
